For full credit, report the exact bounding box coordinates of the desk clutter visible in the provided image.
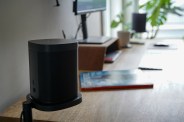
[79,39,181,92]
[1,39,184,122]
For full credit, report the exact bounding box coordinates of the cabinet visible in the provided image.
[78,38,120,71]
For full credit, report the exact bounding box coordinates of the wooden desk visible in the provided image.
[1,39,184,122]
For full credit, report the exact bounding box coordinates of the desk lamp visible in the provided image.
[21,39,82,122]
[131,13,147,38]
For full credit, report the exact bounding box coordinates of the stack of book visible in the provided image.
[104,50,122,63]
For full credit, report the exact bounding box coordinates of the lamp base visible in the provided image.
[21,94,82,122]
[26,94,82,111]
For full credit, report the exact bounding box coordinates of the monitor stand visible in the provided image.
[77,36,111,44]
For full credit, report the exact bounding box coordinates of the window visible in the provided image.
[139,0,184,38]
[103,0,137,37]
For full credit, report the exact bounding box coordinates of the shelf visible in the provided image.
[78,38,120,71]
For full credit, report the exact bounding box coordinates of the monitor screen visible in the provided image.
[74,0,106,15]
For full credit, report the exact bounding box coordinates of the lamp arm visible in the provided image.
[21,100,33,122]
[56,0,60,6]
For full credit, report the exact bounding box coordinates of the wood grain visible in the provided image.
[79,46,106,71]
[1,39,184,122]
[78,38,119,71]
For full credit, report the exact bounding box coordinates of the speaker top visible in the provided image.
[28,39,78,52]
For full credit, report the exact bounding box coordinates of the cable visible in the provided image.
[74,13,91,39]
[74,22,82,39]
[86,13,91,19]
[56,0,60,6]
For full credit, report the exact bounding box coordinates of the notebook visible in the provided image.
[80,69,153,91]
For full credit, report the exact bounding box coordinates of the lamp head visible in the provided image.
[28,39,82,111]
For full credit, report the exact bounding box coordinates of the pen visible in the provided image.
[62,30,66,39]
[138,67,162,70]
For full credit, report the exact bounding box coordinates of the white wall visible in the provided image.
[0,0,101,112]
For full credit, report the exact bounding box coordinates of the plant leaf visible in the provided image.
[125,1,132,8]
[139,0,184,29]
[111,20,120,28]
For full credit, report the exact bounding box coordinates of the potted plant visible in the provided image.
[111,1,132,48]
[139,0,184,39]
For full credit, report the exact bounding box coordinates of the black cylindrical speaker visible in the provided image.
[28,39,82,111]
[132,13,147,33]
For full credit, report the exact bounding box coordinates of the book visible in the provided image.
[104,50,122,63]
[80,69,153,91]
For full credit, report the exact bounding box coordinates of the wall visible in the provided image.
[0,0,101,112]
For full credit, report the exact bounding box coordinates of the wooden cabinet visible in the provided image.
[78,38,120,71]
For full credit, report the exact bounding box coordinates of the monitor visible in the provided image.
[73,0,110,44]
[73,0,106,15]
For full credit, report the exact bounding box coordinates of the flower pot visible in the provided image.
[118,31,131,48]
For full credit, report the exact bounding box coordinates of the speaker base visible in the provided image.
[26,94,82,111]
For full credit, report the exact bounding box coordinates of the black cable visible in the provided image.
[74,13,91,39]
[20,111,23,122]
[75,22,82,39]
[56,0,60,6]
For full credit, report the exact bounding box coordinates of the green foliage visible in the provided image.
[139,0,184,38]
[110,1,132,31]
